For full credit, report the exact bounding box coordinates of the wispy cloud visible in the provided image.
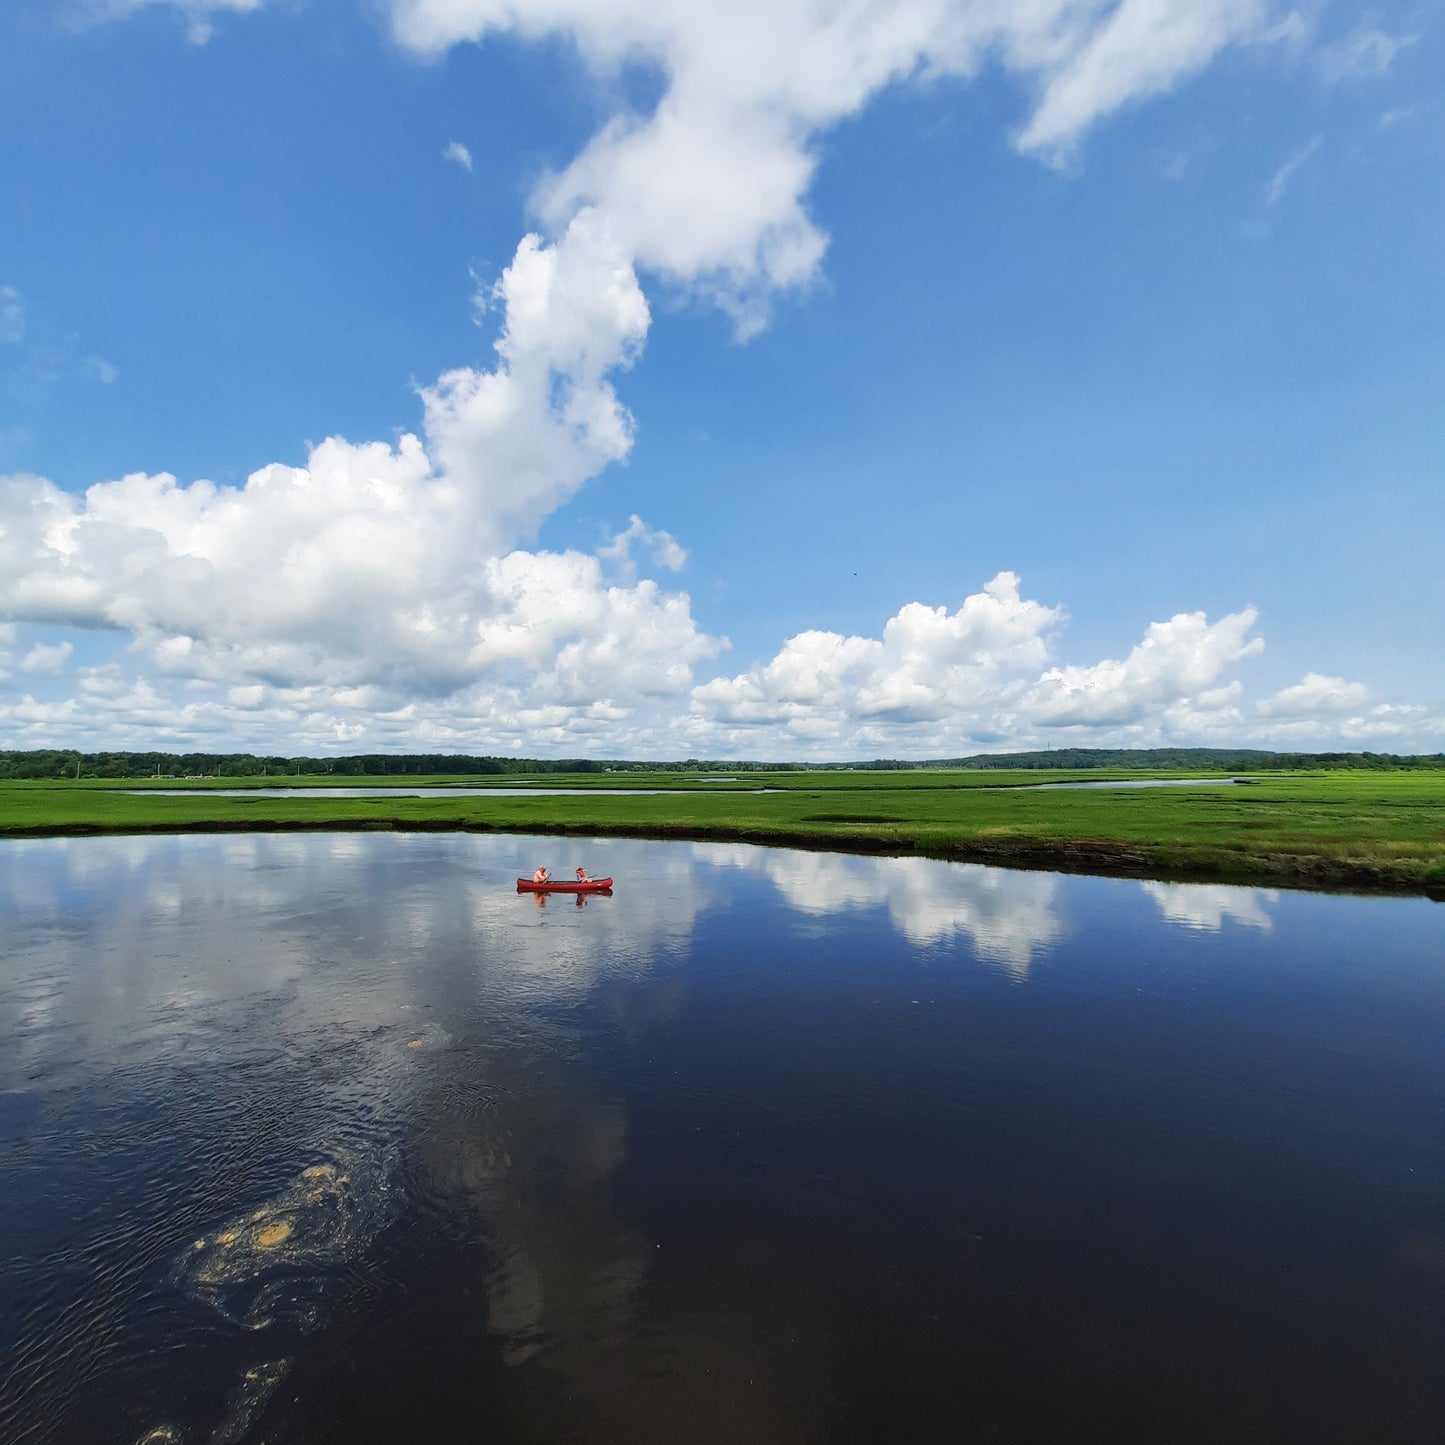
[1319,28,1416,82]
[442,139,473,172]
[1376,104,1416,130]
[83,356,119,384]
[73,0,269,44]
[1159,128,1217,182]
[1265,134,1322,207]
[0,286,23,345]
[1011,0,1277,169]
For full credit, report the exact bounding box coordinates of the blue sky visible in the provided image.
[1,0,1440,757]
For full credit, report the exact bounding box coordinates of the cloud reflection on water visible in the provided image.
[0,833,714,1074]
[695,845,1066,978]
[1141,881,1279,933]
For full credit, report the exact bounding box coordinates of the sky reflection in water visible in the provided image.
[1,834,1442,1445]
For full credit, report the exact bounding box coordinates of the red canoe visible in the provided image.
[516,877,614,893]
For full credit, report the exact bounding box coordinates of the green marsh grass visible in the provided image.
[2,769,1442,896]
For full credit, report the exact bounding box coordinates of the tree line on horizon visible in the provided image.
[1,746,1441,780]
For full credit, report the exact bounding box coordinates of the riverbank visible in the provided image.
[2,769,1442,898]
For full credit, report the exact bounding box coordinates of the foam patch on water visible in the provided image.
[135,1358,290,1445]
[138,1152,393,1444]
[179,1150,389,1332]
[210,1358,291,1445]
[400,1020,455,1054]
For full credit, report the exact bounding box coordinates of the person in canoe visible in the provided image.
[532,865,550,884]
[574,867,590,882]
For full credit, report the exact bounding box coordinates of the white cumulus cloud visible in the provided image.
[1258,672,1373,718]
[0,442,717,722]
[1245,672,1442,747]
[1023,604,1260,728]
[421,212,650,546]
[1023,606,1262,728]
[599,515,687,577]
[0,211,722,748]
[686,585,1290,756]
[694,571,1062,741]
[21,641,73,674]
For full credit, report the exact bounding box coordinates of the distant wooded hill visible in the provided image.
[1,747,1441,779]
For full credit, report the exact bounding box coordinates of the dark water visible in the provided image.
[1,835,1442,1445]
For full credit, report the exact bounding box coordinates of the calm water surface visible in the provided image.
[118,787,778,799]
[119,779,1226,798]
[1018,776,1240,789]
[2,834,1442,1444]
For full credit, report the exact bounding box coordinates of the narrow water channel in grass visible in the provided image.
[113,778,1231,799]
[116,787,776,798]
[2,834,1442,1444]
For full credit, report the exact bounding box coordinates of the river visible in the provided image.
[2,833,1441,1443]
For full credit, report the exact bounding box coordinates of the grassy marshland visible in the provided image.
[2,768,1443,897]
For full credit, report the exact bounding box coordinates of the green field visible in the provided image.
[3,768,1443,898]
